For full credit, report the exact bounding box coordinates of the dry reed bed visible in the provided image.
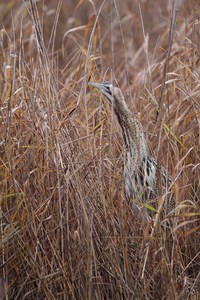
[0,1,199,299]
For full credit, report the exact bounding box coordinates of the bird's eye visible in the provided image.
[105,86,111,94]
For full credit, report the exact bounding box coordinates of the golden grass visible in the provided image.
[0,0,199,299]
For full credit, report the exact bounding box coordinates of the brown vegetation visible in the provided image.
[0,0,199,299]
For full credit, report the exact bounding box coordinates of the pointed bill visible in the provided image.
[89,82,104,89]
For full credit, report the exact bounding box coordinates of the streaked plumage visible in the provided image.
[89,81,174,222]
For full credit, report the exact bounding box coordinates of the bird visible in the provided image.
[89,81,174,224]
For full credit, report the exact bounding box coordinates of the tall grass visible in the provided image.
[0,0,199,299]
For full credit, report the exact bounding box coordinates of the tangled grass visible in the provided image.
[0,0,199,299]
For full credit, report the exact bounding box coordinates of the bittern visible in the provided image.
[89,81,174,223]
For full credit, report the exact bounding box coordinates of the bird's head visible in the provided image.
[89,81,114,102]
[89,81,130,118]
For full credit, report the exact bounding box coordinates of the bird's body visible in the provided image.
[89,81,174,222]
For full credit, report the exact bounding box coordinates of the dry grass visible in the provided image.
[0,0,199,299]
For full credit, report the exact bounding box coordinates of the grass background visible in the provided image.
[0,0,199,299]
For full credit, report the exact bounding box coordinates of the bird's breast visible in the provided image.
[124,152,157,201]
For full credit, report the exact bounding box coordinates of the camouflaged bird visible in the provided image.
[89,81,174,223]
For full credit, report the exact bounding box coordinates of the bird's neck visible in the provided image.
[116,110,148,163]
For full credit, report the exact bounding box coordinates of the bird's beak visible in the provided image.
[88,82,102,89]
